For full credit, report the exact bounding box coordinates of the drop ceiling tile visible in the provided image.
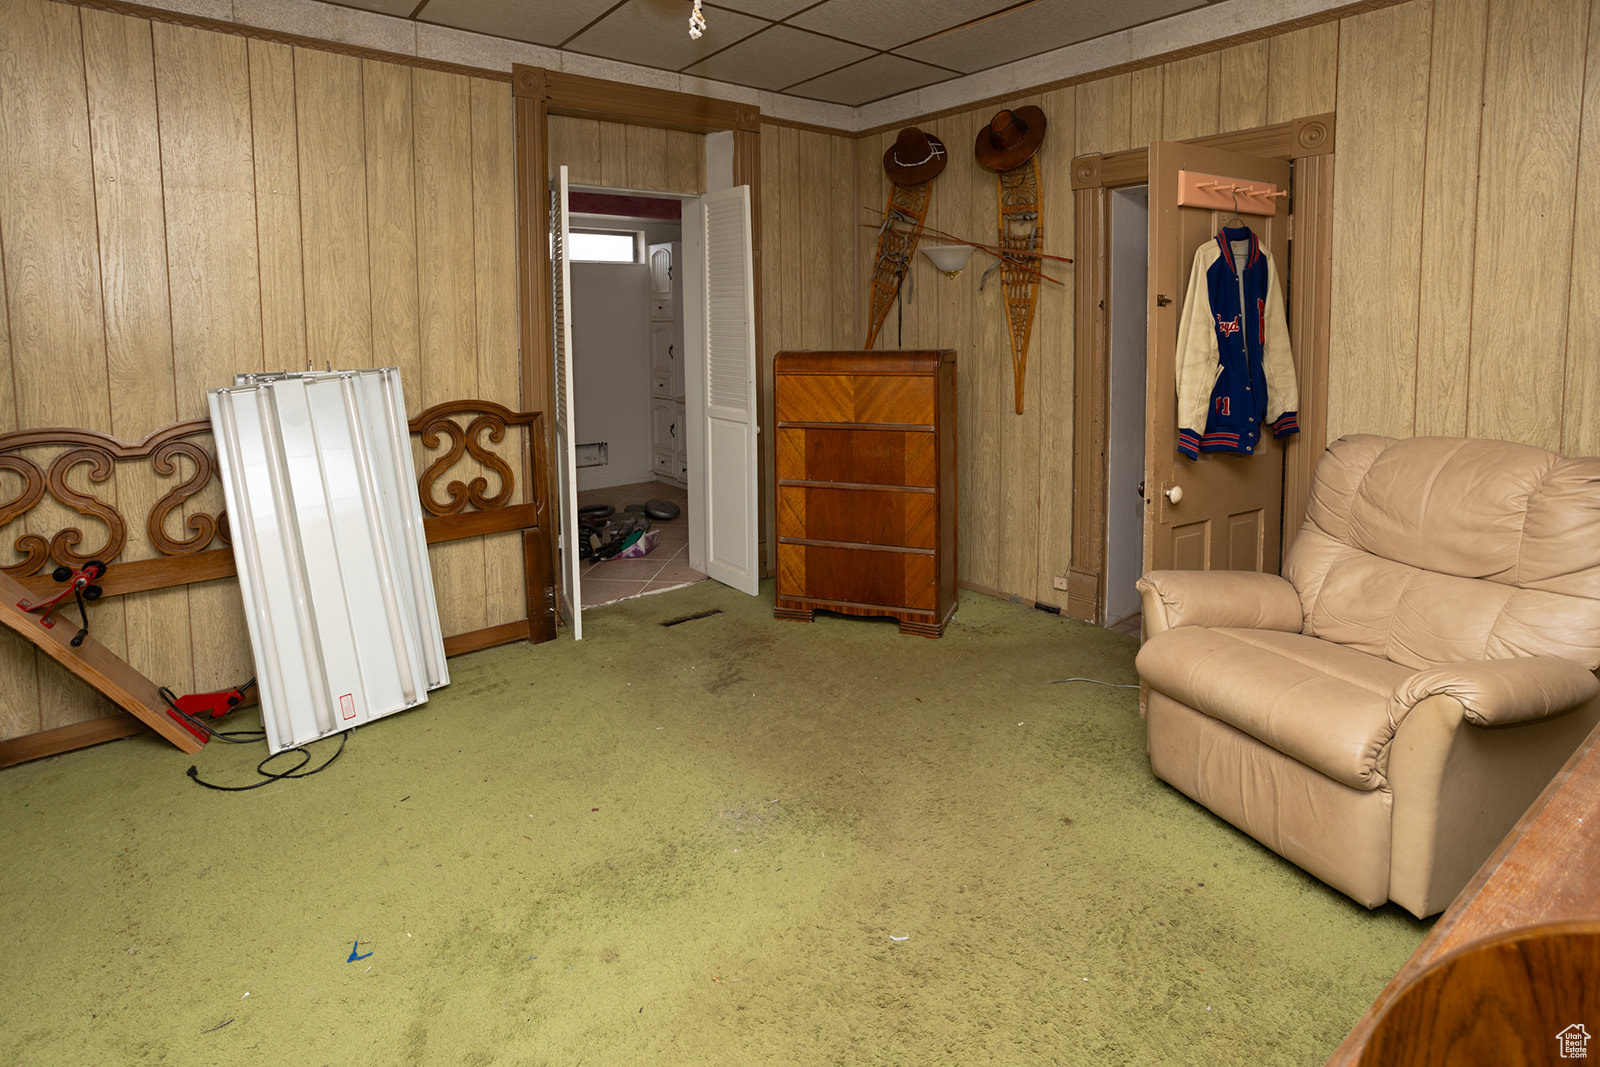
[567,1,770,73]
[788,0,1015,51]
[706,0,815,18]
[786,53,955,107]
[897,0,1203,73]
[415,0,620,48]
[684,25,872,93]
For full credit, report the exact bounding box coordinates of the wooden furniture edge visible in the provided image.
[1324,718,1600,1064]
[443,619,537,657]
[11,501,546,602]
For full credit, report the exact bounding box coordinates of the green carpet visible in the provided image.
[0,582,1426,1065]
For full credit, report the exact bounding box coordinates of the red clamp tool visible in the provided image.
[161,679,257,743]
[15,560,107,648]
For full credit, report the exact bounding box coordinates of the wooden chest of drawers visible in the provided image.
[772,349,957,637]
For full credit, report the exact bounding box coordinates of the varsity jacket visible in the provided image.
[1174,225,1298,459]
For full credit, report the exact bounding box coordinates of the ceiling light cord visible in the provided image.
[689,0,706,39]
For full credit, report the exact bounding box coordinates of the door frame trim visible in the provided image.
[1065,114,1335,623]
[511,66,762,613]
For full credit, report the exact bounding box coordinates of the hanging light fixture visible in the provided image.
[688,0,706,38]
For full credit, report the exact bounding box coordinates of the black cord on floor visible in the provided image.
[163,683,350,789]
[187,731,349,792]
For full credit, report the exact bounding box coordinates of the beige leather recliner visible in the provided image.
[1135,434,1600,918]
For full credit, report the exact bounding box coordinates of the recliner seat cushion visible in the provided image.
[1136,627,1413,791]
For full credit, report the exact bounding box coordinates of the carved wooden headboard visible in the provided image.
[0,398,555,765]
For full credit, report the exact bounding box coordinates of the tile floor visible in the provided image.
[574,480,704,608]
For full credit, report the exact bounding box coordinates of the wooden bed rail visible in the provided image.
[0,398,555,768]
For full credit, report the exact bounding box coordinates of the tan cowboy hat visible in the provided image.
[974,106,1047,172]
[882,127,948,185]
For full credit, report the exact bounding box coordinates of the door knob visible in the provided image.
[1164,484,1183,504]
[1136,480,1145,498]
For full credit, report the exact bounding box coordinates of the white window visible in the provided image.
[570,229,641,263]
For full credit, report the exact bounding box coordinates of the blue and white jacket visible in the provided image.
[1174,226,1298,459]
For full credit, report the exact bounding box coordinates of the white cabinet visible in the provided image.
[648,241,686,487]
[649,322,678,398]
[648,243,674,310]
[650,398,685,481]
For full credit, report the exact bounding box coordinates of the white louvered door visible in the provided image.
[550,167,582,638]
[683,187,759,595]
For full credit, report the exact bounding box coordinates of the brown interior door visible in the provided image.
[1145,141,1294,575]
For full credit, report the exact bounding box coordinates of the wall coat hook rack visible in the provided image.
[1177,169,1287,216]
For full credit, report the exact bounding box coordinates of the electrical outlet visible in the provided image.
[1052,575,1070,591]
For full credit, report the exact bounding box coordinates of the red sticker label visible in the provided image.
[340,693,356,720]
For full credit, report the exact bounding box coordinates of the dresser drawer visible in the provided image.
[776,427,936,488]
[775,374,935,426]
[776,543,938,611]
[777,485,936,549]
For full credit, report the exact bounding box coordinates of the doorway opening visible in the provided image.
[513,65,764,641]
[1104,185,1149,633]
[549,168,759,635]
[567,190,703,608]
[1065,114,1335,629]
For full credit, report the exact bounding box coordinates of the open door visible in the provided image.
[1145,141,1293,575]
[549,166,582,638]
[683,186,759,595]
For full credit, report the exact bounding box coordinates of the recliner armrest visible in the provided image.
[1135,570,1304,637]
[1392,657,1600,727]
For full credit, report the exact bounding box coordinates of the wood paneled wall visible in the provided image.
[0,0,523,740]
[854,97,1075,605]
[849,26,1342,606]
[841,0,1600,608]
[1327,0,1600,458]
[757,124,860,572]
[546,115,704,193]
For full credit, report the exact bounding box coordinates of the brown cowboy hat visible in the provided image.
[974,106,1047,171]
[883,127,948,185]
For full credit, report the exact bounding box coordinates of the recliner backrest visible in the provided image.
[1284,435,1600,671]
